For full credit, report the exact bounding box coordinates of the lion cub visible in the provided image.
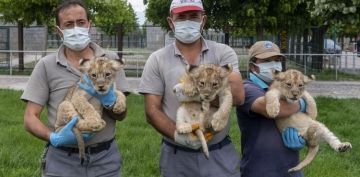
[174,64,233,158]
[55,57,126,164]
[265,69,352,172]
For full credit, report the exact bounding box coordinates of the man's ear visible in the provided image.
[167,17,175,31]
[88,20,92,31]
[55,26,63,38]
[201,15,207,30]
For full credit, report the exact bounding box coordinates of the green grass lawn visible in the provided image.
[0,89,358,177]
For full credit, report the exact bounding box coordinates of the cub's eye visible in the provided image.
[212,83,218,87]
[105,72,111,77]
[91,73,97,78]
[286,83,292,87]
[298,84,304,88]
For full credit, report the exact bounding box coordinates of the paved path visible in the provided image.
[1,75,360,99]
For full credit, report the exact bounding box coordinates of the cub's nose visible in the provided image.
[98,85,105,91]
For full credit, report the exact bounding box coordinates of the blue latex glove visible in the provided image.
[78,74,117,108]
[281,127,306,151]
[50,116,93,147]
[299,98,307,113]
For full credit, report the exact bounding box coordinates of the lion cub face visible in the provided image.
[272,69,314,102]
[187,64,232,101]
[79,57,123,94]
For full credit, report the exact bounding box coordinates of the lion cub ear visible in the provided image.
[304,74,315,84]
[110,59,124,71]
[186,64,198,73]
[220,64,233,78]
[186,64,199,79]
[79,58,91,73]
[273,71,286,81]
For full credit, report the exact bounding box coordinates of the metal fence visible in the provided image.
[0,49,360,80]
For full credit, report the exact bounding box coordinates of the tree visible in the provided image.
[303,0,360,69]
[203,0,232,44]
[145,0,171,30]
[0,0,58,71]
[89,0,137,53]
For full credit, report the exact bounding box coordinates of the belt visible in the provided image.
[163,136,231,153]
[57,138,114,154]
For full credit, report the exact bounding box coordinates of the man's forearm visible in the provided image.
[145,108,176,139]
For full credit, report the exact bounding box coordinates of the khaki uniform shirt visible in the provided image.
[139,38,239,145]
[21,42,130,145]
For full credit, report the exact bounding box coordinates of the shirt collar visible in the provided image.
[249,72,269,89]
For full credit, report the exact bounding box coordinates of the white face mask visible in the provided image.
[252,61,282,83]
[173,20,202,44]
[58,26,91,51]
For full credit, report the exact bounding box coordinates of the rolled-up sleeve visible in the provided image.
[138,53,164,96]
[21,60,49,106]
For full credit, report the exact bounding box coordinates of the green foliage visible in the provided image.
[145,0,359,38]
[90,0,138,35]
[0,0,138,35]
[306,0,360,36]
[145,0,172,31]
[0,0,58,26]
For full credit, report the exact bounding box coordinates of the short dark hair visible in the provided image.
[55,0,90,26]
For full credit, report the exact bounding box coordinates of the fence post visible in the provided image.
[9,51,12,75]
[353,53,356,70]
[344,51,348,68]
[335,55,338,80]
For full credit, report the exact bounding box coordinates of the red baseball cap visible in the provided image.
[170,0,204,14]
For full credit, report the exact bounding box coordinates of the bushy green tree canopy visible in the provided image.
[145,0,359,37]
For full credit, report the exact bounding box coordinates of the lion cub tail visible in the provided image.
[73,127,86,164]
[194,129,209,159]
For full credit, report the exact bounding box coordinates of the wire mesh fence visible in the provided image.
[1,49,360,81]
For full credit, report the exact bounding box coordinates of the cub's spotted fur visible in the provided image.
[265,69,352,172]
[174,64,233,158]
[55,57,126,164]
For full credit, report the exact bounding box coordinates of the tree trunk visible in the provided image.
[279,30,288,71]
[256,24,264,40]
[18,21,24,71]
[224,32,229,45]
[302,29,309,66]
[296,33,302,63]
[117,23,124,60]
[311,26,327,70]
[43,25,48,57]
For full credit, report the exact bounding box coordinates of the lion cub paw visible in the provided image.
[176,123,193,133]
[211,113,227,132]
[337,142,352,152]
[266,100,280,118]
[112,101,126,114]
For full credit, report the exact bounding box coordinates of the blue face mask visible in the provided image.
[173,20,202,44]
[252,61,282,83]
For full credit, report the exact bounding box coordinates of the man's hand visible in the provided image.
[174,131,202,150]
[299,98,307,113]
[281,127,306,151]
[78,74,117,108]
[50,116,93,147]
